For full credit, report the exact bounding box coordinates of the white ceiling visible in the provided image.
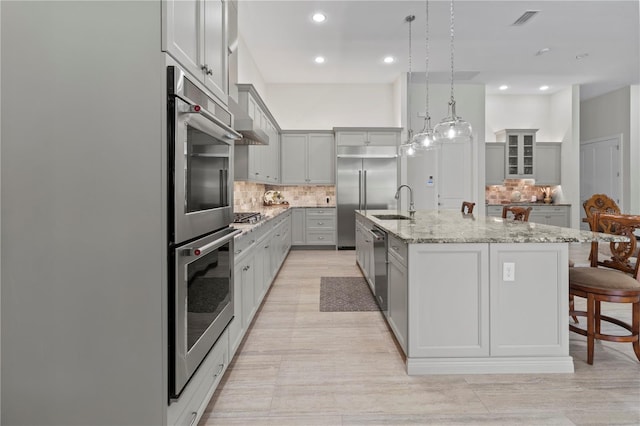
[238,0,640,99]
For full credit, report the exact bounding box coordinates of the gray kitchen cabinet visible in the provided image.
[163,0,228,104]
[529,205,570,227]
[334,127,402,146]
[281,132,335,184]
[535,143,562,186]
[387,234,408,354]
[290,208,336,246]
[291,209,306,245]
[486,204,570,228]
[355,217,375,292]
[485,143,505,185]
[496,129,537,179]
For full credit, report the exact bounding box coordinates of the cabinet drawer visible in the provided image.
[306,231,335,244]
[306,208,335,217]
[168,331,229,426]
[235,232,256,257]
[388,234,407,265]
[305,216,335,230]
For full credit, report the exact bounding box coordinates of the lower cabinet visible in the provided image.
[486,205,570,228]
[355,217,374,292]
[167,329,229,426]
[290,207,336,246]
[387,236,408,354]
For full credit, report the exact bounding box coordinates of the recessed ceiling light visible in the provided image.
[535,47,550,56]
[383,56,395,64]
[314,56,325,64]
[312,12,326,23]
[539,85,549,91]
[499,85,509,91]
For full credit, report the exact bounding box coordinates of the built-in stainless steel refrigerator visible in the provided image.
[337,146,398,248]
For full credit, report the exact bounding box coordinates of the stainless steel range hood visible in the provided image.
[229,84,278,145]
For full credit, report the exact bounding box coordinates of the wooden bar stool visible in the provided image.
[569,212,640,365]
[502,206,531,222]
[461,201,475,215]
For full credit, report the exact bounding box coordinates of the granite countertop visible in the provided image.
[357,209,626,244]
[486,202,572,207]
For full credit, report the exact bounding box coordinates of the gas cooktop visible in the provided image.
[233,212,262,224]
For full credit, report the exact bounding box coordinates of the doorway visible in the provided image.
[579,135,622,230]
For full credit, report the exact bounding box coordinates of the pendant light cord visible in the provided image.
[449,0,455,107]
[406,15,415,138]
[424,0,430,126]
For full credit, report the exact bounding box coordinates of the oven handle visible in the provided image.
[172,94,242,141]
[189,229,242,257]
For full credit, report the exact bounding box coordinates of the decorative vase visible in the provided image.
[544,196,552,204]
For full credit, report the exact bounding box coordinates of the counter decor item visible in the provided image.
[541,187,552,204]
[263,190,287,206]
[510,190,521,202]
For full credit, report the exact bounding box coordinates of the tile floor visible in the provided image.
[200,244,640,425]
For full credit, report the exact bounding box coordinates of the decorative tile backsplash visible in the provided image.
[234,181,336,211]
[486,179,564,204]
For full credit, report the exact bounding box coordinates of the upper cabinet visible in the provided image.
[163,0,228,104]
[535,143,562,186]
[485,143,505,185]
[496,129,537,179]
[281,132,335,185]
[334,128,401,146]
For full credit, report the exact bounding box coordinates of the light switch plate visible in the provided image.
[503,262,515,281]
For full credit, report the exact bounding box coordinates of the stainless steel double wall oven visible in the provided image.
[167,65,242,399]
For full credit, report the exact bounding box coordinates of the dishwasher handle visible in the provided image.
[368,228,385,241]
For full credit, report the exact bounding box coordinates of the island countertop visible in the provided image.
[356,209,625,244]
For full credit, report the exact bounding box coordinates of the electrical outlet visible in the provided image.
[503,262,515,281]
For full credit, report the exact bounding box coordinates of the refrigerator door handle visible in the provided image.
[363,170,367,210]
[358,170,362,210]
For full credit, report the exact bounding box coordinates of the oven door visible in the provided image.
[171,227,241,398]
[168,66,242,244]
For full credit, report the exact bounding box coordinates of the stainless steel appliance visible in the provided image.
[169,227,240,398]
[167,65,243,399]
[371,226,388,311]
[337,146,398,248]
[167,65,242,245]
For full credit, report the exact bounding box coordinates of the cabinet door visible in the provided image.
[368,131,400,146]
[438,142,472,209]
[202,0,227,103]
[336,131,367,146]
[504,131,536,179]
[240,255,256,328]
[291,209,306,245]
[229,263,244,357]
[163,0,201,79]
[535,143,561,186]
[307,134,335,184]
[387,251,408,354]
[281,134,308,184]
[485,143,505,185]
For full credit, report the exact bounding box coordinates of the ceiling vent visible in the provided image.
[512,10,539,26]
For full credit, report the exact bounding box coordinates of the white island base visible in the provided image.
[404,242,573,375]
[353,209,627,376]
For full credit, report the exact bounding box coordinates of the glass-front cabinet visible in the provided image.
[496,129,538,179]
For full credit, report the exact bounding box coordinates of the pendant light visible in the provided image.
[412,0,435,150]
[399,14,418,157]
[433,0,472,143]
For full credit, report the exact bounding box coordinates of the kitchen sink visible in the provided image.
[373,214,412,220]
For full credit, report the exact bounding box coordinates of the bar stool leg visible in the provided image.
[587,293,596,365]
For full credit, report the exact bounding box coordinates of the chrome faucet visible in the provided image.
[395,184,416,218]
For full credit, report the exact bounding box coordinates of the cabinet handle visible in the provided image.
[214,362,225,377]
[391,245,399,250]
[206,68,213,76]
[264,245,269,249]
[235,249,242,254]
[317,222,324,225]
[200,64,208,72]
[188,412,198,426]
[318,236,325,240]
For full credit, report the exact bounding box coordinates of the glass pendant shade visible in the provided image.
[399,141,417,157]
[412,118,436,150]
[434,102,472,142]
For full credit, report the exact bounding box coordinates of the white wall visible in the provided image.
[265,83,396,129]
[237,34,268,103]
[485,95,561,142]
[580,86,633,213]
[406,81,485,209]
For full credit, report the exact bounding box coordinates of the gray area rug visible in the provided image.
[319,277,380,312]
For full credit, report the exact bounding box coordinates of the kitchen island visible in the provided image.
[355,209,625,375]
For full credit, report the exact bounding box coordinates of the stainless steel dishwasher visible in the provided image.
[370,226,388,312]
